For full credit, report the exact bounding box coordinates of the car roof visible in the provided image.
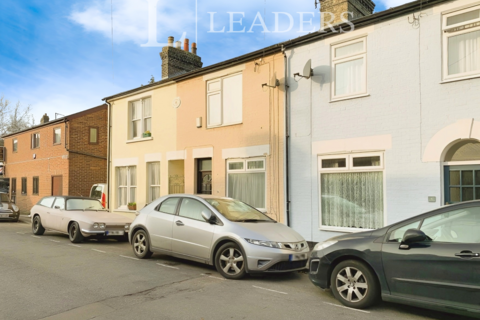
[43,196,97,200]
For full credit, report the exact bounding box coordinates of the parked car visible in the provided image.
[129,194,309,279]
[308,200,480,318]
[90,183,107,208]
[0,192,20,222]
[31,196,133,243]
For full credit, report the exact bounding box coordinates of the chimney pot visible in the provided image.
[175,41,181,49]
[40,113,50,124]
[192,42,197,55]
[184,38,189,52]
[168,36,174,47]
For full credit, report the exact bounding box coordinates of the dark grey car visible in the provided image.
[309,200,480,318]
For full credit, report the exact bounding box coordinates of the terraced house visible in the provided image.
[105,37,286,222]
[1,105,108,213]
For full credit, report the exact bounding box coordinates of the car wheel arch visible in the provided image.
[131,225,152,244]
[211,238,249,271]
[327,255,380,289]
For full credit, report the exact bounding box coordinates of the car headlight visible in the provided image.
[125,224,130,230]
[313,240,337,251]
[245,238,281,249]
[93,223,106,229]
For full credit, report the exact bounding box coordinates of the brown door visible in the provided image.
[196,159,212,195]
[52,176,63,196]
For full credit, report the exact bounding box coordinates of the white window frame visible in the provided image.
[116,166,137,210]
[129,97,152,140]
[226,157,267,210]
[12,139,17,152]
[206,72,243,128]
[53,128,61,145]
[31,133,40,149]
[442,4,480,81]
[331,37,368,101]
[318,152,386,233]
[147,161,161,203]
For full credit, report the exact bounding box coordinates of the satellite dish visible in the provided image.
[270,73,280,87]
[303,59,313,79]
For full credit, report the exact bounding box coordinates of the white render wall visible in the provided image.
[287,0,480,242]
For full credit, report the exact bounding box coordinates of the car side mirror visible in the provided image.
[400,229,427,249]
[201,210,216,224]
[54,206,60,209]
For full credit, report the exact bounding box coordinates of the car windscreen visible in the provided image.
[90,186,102,199]
[66,199,104,211]
[0,193,9,203]
[205,198,274,222]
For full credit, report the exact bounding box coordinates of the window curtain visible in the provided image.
[148,162,160,203]
[129,166,137,203]
[117,167,127,208]
[335,58,365,96]
[448,30,480,75]
[228,172,265,209]
[321,172,383,229]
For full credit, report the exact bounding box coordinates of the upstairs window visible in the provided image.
[53,128,61,145]
[89,127,98,144]
[206,73,243,128]
[13,139,17,152]
[33,177,39,195]
[443,5,480,80]
[129,97,151,139]
[331,37,367,100]
[31,133,40,149]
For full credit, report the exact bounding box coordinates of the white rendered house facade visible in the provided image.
[286,0,480,242]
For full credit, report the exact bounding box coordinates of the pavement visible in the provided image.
[0,220,471,320]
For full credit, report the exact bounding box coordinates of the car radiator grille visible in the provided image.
[267,260,308,271]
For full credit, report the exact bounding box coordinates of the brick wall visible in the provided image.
[3,122,69,213]
[67,106,108,197]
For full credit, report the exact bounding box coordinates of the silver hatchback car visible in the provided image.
[129,194,309,279]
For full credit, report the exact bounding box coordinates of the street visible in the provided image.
[0,219,469,320]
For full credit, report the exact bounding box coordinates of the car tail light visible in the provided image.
[101,193,106,208]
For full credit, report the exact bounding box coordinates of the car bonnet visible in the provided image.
[233,221,305,242]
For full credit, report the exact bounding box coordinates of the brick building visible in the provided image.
[1,105,107,213]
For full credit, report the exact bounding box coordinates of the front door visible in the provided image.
[196,158,212,195]
[172,198,215,260]
[382,205,480,310]
[146,197,179,251]
[52,176,63,196]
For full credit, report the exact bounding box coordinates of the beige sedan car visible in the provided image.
[31,196,133,243]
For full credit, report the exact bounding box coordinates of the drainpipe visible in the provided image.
[282,45,290,226]
[105,101,112,211]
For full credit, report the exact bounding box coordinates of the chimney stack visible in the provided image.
[320,0,375,29]
[160,36,203,79]
[40,113,50,124]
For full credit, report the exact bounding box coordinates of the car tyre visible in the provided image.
[330,260,380,309]
[32,215,45,235]
[69,222,84,243]
[215,242,246,280]
[132,230,153,259]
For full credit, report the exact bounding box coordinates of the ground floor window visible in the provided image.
[116,166,136,209]
[147,162,160,203]
[227,158,266,210]
[319,153,384,230]
[33,177,39,195]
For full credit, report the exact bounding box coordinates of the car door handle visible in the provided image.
[175,220,184,226]
[455,251,480,258]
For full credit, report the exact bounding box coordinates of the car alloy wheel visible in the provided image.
[69,222,84,243]
[134,233,147,255]
[219,247,244,276]
[32,216,45,235]
[335,267,368,303]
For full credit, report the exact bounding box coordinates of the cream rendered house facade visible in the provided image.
[105,40,286,222]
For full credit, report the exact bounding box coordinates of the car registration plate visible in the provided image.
[0,214,9,218]
[289,253,307,261]
[105,230,124,236]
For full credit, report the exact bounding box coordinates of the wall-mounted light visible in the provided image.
[196,117,202,128]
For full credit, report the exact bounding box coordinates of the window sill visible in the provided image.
[330,93,370,103]
[441,74,480,84]
[207,122,242,129]
[320,226,374,233]
[126,137,153,144]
